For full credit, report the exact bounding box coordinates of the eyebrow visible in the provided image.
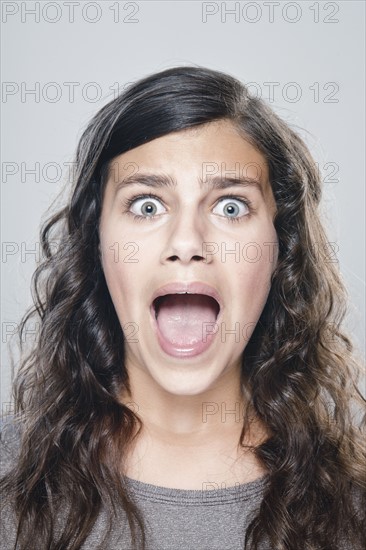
[113,173,265,198]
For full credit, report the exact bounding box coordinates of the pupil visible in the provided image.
[225,204,237,216]
[143,203,155,215]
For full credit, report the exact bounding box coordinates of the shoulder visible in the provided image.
[0,415,22,478]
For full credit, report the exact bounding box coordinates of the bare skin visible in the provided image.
[99,120,277,489]
[120,368,270,489]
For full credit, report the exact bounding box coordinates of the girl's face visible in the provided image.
[99,120,278,396]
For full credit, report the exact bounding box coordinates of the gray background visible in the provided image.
[1,1,365,408]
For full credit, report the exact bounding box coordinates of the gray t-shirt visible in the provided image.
[0,418,270,549]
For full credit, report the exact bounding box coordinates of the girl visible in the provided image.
[1,66,365,549]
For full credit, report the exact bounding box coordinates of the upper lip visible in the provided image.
[150,282,223,311]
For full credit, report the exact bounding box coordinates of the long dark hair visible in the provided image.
[1,66,365,549]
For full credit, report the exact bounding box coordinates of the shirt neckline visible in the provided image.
[124,473,270,505]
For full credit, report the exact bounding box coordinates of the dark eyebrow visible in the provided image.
[199,175,265,197]
[113,173,265,198]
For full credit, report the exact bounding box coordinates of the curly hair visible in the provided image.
[1,66,365,549]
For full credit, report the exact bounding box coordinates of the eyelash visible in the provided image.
[121,193,254,223]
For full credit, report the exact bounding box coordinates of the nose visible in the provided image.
[160,207,211,264]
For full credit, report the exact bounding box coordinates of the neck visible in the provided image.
[118,359,270,488]
[119,359,266,448]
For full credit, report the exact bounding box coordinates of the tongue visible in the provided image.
[156,294,218,347]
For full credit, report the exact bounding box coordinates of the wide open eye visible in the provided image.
[212,197,250,221]
[126,195,166,218]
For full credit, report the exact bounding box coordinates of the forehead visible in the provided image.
[107,120,269,188]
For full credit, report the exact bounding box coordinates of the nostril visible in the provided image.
[167,256,179,261]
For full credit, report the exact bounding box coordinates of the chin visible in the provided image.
[150,366,222,397]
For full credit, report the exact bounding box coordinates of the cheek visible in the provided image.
[100,217,135,273]
[234,230,277,309]
[232,258,274,344]
[237,260,272,301]
[231,223,278,274]
[99,224,153,322]
[99,229,132,306]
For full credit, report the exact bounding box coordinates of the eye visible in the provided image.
[124,194,166,218]
[212,196,251,221]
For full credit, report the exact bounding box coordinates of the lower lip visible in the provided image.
[150,305,220,359]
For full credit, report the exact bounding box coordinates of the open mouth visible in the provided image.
[152,293,220,320]
[151,293,221,357]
